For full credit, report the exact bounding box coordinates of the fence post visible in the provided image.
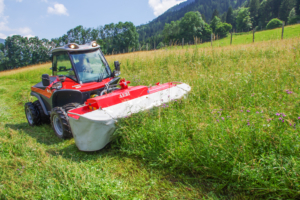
[123,49,125,54]
[146,43,148,51]
[211,33,213,47]
[195,36,197,47]
[182,38,184,49]
[230,32,233,45]
[139,43,141,51]
[253,28,255,43]
[281,22,285,40]
[154,41,156,50]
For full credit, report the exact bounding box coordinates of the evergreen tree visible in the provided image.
[296,0,300,15]
[226,7,234,25]
[211,9,220,20]
[249,0,260,26]
[288,8,296,23]
[279,0,296,22]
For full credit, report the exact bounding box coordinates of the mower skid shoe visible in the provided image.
[68,83,191,152]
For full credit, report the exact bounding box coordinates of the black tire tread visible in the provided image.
[25,102,41,126]
[50,103,81,139]
[33,100,50,124]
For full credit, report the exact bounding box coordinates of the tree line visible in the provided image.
[0,0,300,71]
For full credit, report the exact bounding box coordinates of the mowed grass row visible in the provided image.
[0,37,299,199]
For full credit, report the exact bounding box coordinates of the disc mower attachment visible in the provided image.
[68,82,191,151]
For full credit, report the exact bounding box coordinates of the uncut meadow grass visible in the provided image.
[0,35,300,199]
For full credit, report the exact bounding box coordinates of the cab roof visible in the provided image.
[51,41,100,54]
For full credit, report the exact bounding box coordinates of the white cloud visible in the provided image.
[148,0,187,17]
[47,3,69,16]
[0,1,34,39]
[16,0,23,2]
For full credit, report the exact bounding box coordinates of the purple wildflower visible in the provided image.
[240,110,243,112]
[298,117,300,120]
[279,117,282,120]
[290,124,292,126]
[217,119,219,122]
[256,112,259,114]
[221,117,224,121]
[267,119,272,122]
[282,114,286,117]
[247,122,250,126]
[282,120,284,123]
[247,110,250,113]
[276,113,280,116]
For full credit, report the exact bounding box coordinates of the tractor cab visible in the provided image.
[41,41,120,88]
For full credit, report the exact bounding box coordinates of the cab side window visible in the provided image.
[53,53,77,81]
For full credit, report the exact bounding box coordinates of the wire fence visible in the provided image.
[106,22,300,56]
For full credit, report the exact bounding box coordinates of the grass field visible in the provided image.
[0,28,300,199]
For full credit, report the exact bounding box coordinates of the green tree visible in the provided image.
[266,18,283,29]
[288,8,297,23]
[215,23,232,37]
[279,0,296,22]
[163,21,180,43]
[179,11,206,42]
[236,8,253,31]
[296,0,300,15]
[210,16,222,33]
[249,0,260,26]
[226,7,234,25]
[211,9,219,20]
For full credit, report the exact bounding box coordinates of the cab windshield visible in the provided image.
[70,50,111,83]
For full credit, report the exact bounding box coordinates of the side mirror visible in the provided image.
[42,74,50,86]
[113,61,121,77]
[114,61,120,71]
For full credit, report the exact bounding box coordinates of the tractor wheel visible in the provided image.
[33,100,50,124]
[25,102,41,126]
[63,103,81,113]
[50,107,72,139]
[50,103,80,139]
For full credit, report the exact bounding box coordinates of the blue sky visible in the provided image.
[0,0,186,40]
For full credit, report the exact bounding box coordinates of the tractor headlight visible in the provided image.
[51,82,62,90]
[92,42,97,47]
[68,43,79,49]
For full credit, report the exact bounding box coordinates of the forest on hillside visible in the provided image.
[0,0,300,71]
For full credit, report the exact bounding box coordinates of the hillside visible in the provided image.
[137,0,247,42]
[0,39,4,44]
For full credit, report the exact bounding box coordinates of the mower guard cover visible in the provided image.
[68,83,191,151]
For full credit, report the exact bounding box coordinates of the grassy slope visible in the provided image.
[0,27,300,199]
[185,24,300,48]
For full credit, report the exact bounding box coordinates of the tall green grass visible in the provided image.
[0,36,300,199]
[110,38,300,198]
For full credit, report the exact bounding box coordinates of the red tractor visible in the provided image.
[25,41,191,151]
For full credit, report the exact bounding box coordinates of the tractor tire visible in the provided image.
[25,102,41,126]
[50,103,81,139]
[33,100,50,124]
[63,103,81,113]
